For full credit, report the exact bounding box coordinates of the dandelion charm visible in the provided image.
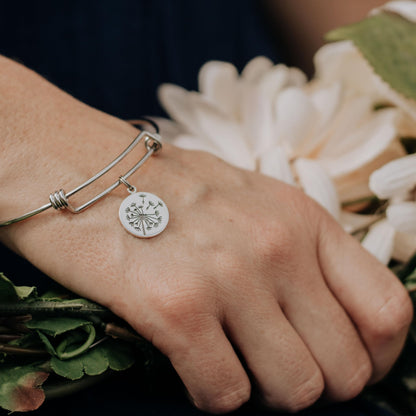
[119,192,169,238]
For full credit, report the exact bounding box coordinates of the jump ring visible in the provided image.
[119,176,137,194]
[145,134,162,152]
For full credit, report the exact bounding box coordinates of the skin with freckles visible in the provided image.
[0,55,413,414]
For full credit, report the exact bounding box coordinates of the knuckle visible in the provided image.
[196,385,251,414]
[369,288,413,341]
[334,360,372,401]
[144,280,215,340]
[253,221,297,265]
[280,371,324,413]
[156,291,205,326]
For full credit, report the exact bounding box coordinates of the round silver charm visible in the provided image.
[119,192,169,238]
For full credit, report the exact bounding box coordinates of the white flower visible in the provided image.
[316,7,416,122]
[313,6,416,263]
[158,58,306,170]
[157,18,416,265]
[313,41,387,103]
[365,154,416,263]
[361,219,396,265]
[158,55,405,222]
[370,153,416,198]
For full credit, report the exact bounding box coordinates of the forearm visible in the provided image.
[0,55,146,252]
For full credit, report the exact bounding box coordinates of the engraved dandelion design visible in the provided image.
[119,192,169,238]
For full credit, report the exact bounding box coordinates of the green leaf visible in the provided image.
[0,275,138,407]
[26,317,92,336]
[50,339,135,380]
[36,331,57,356]
[0,364,49,412]
[104,339,136,371]
[0,272,37,302]
[326,13,416,102]
[405,268,416,291]
[50,355,84,380]
[81,347,110,376]
[38,288,70,301]
[12,332,44,350]
[35,323,97,361]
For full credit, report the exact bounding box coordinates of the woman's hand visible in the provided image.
[0,56,412,414]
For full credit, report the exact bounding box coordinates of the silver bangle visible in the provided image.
[0,120,170,238]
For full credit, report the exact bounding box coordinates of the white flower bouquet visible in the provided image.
[158,1,416,269]
[2,1,416,414]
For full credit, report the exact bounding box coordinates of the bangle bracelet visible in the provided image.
[0,118,169,238]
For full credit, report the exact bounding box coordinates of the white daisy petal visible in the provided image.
[257,64,290,96]
[361,219,395,265]
[259,146,295,185]
[339,211,381,234]
[241,56,274,83]
[309,83,342,132]
[320,109,397,178]
[335,140,406,202]
[314,41,355,83]
[318,96,374,158]
[240,65,306,156]
[241,86,274,157]
[393,231,416,262]
[198,61,239,118]
[157,84,201,135]
[314,41,385,102]
[369,153,416,198]
[387,202,416,234]
[287,67,308,87]
[298,83,343,157]
[294,158,340,219]
[189,94,255,170]
[275,88,318,155]
[316,39,416,122]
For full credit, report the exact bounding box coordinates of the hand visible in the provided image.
[0,56,412,414]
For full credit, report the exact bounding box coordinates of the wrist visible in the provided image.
[0,58,170,246]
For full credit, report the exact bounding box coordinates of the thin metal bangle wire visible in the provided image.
[0,119,161,227]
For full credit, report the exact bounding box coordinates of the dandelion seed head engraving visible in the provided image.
[119,192,169,238]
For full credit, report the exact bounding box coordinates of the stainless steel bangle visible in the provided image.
[0,120,166,237]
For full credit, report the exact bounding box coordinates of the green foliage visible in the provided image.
[50,340,135,380]
[0,272,37,302]
[0,364,48,412]
[327,13,416,102]
[105,340,137,371]
[0,273,145,412]
[26,317,93,336]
